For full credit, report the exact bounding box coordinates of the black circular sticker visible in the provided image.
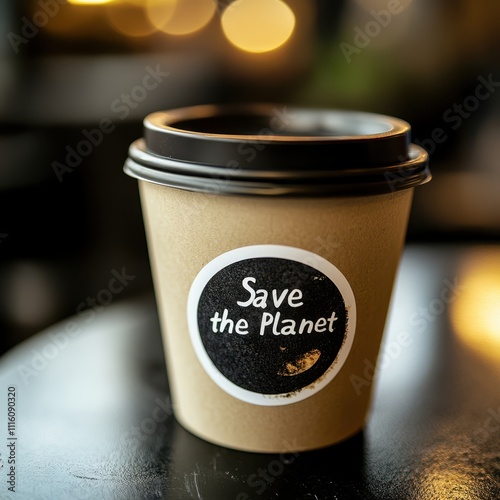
[188,245,356,405]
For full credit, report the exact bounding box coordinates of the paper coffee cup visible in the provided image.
[124,104,430,453]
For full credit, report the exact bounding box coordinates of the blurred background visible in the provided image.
[0,0,499,354]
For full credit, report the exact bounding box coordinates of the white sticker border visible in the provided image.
[187,245,357,406]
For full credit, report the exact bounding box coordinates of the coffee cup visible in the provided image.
[124,104,430,452]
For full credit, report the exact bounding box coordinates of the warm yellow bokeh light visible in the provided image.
[147,0,216,36]
[451,249,500,362]
[221,0,296,53]
[106,1,157,37]
[68,0,115,5]
[146,0,177,31]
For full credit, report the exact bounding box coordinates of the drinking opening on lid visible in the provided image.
[166,109,396,138]
[148,105,404,140]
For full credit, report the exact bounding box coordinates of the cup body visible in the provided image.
[124,104,430,452]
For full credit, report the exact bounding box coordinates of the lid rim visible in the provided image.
[142,104,412,170]
[128,139,428,181]
[144,107,411,143]
[125,105,431,197]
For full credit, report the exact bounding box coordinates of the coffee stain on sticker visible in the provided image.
[279,349,321,376]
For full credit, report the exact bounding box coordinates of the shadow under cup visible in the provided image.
[124,104,430,453]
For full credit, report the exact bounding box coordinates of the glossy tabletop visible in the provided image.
[1,245,499,500]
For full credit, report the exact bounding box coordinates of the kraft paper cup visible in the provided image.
[124,104,430,453]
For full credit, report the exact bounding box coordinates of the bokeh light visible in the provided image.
[145,0,177,32]
[147,0,216,36]
[451,249,500,362]
[68,0,114,4]
[105,1,157,38]
[221,0,296,53]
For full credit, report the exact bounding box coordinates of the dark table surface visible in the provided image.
[1,245,500,500]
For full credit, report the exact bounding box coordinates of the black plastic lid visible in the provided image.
[124,104,430,196]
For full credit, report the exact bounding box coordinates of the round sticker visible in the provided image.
[187,245,356,406]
